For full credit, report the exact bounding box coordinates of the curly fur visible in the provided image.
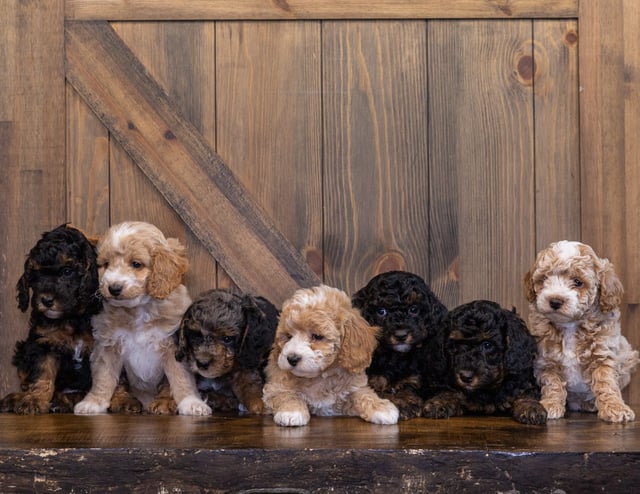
[0,224,101,414]
[524,240,639,423]
[175,288,279,413]
[352,271,449,419]
[74,221,211,416]
[262,285,399,426]
[423,300,547,424]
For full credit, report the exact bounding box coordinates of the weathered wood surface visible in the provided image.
[65,0,578,21]
[0,413,638,493]
[65,20,320,306]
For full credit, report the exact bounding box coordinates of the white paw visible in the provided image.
[541,399,565,420]
[598,403,635,423]
[177,395,212,416]
[368,399,399,425]
[274,409,310,427]
[74,396,109,415]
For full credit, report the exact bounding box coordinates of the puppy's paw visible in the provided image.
[148,397,178,415]
[598,402,635,423]
[274,409,310,427]
[177,395,212,416]
[15,396,50,415]
[540,399,565,420]
[513,399,548,425]
[74,396,109,415]
[367,399,399,425]
[423,396,463,419]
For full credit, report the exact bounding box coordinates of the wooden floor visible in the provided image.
[1,411,639,493]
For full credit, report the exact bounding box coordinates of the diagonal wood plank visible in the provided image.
[65,20,319,305]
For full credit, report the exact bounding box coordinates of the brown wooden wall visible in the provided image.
[1,0,639,404]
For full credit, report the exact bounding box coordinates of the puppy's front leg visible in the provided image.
[161,346,211,416]
[346,387,399,425]
[591,365,635,422]
[74,345,122,414]
[537,367,567,420]
[232,369,266,414]
[263,384,310,426]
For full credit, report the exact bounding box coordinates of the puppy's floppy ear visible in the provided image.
[238,296,279,369]
[504,310,537,373]
[523,270,536,303]
[597,258,624,313]
[147,238,189,299]
[16,261,31,312]
[338,308,379,374]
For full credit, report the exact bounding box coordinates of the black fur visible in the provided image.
[352,271,449,420]
[423,300,547,425]
[1,224,101,414]
[175,288,279,413]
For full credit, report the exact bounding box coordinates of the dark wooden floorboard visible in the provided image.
[0,412,639,493]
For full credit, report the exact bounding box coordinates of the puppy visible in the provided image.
[74,221,211,416]
[352,271,449,419]
[524,240,639,423]
[0,224,101,414]
[423,300,547,424]
[175,288,279,413]
[262,285,399,426]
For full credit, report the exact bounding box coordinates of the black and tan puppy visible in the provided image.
[352,271,449,420]
[175,288,279,413]
[423,300,547,424]
[0,224,101,414]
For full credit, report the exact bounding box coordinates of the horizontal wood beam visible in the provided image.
[65,21,320,305]
[65,0,578,21]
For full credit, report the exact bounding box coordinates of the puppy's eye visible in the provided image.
[222,336,234,344]
[481,341,495,352]
[376,308,388,318]
[131,261,144,269]
[573,278,583,288]
[311,333,324,341]
[99,261,109,269]
[408,305,419,315]
[61,267,74,277]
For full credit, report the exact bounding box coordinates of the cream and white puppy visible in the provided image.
[524,240,638,422]
[263,285,399,426]
[74,221,211,416]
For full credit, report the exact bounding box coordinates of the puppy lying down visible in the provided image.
[263,285,399,426]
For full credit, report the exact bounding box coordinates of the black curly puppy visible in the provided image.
[352,271,449,420]
[422,300,547,425]
[175,288,279,413]
[0,224,102,414]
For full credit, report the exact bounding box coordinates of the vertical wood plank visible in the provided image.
[428,20,535,312]
[322,21,430,294]
[109,21,217,297]
[579,0,640,403]
[532,20,580,249]
[216,21,323,296]
[0,1,65,396]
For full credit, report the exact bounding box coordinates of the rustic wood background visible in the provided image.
[1,0,639,405]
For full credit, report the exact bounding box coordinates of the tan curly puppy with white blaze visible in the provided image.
[524,240,638,423]
[263,285,399,427]
[74,221,211,416]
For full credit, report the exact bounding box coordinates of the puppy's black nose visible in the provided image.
[196,360,210,371]
[287,355,301,367]
[41,295,55,308]
[458,370,475,384]
[108,285,123,297]
[395,331,409,342]
[549,299,563,310]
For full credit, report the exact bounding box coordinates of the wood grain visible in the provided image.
[579,0,640,404]
[428,20,535,312]
[110,21,218,297]
[0,413,638,492]
[0,0,66,397]
[65,21,319,306]
[216,21,323,288]
[532,20,580,249]
[322,21,430,294]
[65,0,578,21]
